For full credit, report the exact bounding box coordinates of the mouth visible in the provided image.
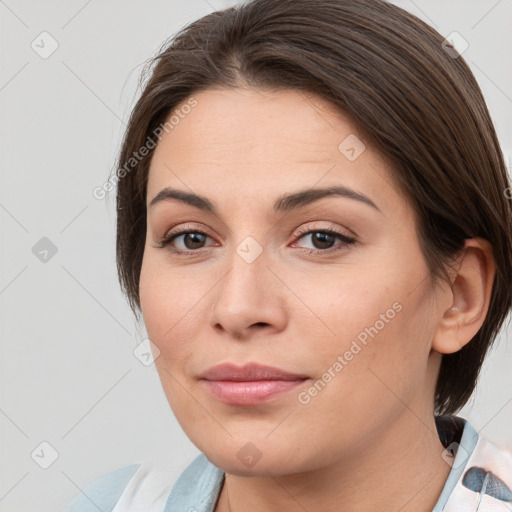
[201,378,309,406]
[200,361,309,381]
[199,362,310,406]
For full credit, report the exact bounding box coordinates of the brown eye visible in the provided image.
[293,227,356,255]
[308,231,337,250]
[178,232,208,250]
[158,230,213,252]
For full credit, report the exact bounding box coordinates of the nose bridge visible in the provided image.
[211,232,283,335]
[219,234,269,307]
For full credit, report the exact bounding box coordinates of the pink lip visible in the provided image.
[203,379,307,406]
[199,362,309,406]
[199,362,309,381]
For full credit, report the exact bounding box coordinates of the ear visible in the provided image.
[432,238,495,355]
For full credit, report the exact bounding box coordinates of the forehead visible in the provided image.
[152,87,355,161]
[146,87,402,214]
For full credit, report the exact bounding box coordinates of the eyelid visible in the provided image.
[293,221,355,239]
[161,222,214,242]
[158,223,217,252]
[157,220,357,257]
[160,221,353,244]
[290,225,356,254]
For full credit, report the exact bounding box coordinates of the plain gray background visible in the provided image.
[1,0,511,510]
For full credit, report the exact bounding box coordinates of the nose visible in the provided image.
[211,241,287,340]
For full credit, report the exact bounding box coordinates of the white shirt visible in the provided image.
[65,415,512,511]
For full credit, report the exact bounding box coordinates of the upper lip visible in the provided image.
[200,362,309,381]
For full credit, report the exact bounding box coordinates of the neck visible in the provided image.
[215,412,453,512]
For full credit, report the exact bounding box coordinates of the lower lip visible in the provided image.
[202,379,308,406]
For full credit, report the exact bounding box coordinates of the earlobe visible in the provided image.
[432,238,495,355]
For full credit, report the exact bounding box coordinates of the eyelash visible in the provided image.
[156,225,356,257]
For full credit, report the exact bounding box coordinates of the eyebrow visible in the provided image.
[149,185,381,214]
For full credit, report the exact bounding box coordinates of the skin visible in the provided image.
[139,87,495,512]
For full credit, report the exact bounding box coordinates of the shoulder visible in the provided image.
[455,434,512,509]
[64,463,142,512]
[439,418,512,511]
[64,454,225,512]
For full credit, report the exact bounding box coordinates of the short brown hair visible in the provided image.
[113,0,512,416]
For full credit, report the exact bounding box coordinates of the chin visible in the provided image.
[204,451,291,477]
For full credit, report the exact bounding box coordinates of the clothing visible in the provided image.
[64,415,512,511]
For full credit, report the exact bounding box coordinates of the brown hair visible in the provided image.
[112,0,512,416]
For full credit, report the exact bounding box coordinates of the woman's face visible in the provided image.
[139,87,449,475]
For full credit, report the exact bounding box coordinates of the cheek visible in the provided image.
[139,257,200,412]
[139,251,221,397]
[295,265,402,350]
[139,252,205,341]
[297,260,435,396]
[289,273,436,445]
